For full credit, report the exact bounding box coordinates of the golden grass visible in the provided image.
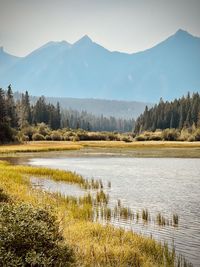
[0,141,82,154]
[1,140,200,155]
[0,160,176,267]
[79,140,200,149]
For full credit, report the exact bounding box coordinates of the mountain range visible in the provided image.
[0,29,200,102]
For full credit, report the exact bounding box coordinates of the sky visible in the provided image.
[0,0,200,56]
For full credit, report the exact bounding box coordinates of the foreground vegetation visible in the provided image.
[0,160,191,267]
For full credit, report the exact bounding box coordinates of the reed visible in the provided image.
[173,213,179,226]
[0,160,191,267]
[142,208,150,222]
[107,181,111,188]
[2,162,102,190]
[156,212,166,226]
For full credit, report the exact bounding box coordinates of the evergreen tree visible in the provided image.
[6,85,18,128]
[134,92,200,133]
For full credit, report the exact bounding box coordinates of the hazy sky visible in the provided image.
[0,0,200,56]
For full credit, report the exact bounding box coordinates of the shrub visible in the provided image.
[121,136,132,142]
[21,126,35,140]
[188,135,195,142]
[32,133,45,141]
[50,131,62,141]
[45,135,52,141]
[20,134,29,142]
[63,133,71,141]
[178,128,191,141]
[148,134,162,141]
[76,131,89,141]
[0,188,10,203]
[37,123,50,136]
[135,135,147,141]
[161,129,180,141]
[72,135,80,142]
[0,203,74,266]
[193,128,200,141]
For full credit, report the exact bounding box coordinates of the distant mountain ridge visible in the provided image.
[14,92,151,119]
[1,29,200,102]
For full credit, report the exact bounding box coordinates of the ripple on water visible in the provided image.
[29,157,200,267]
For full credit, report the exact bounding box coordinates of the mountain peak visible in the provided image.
[74,35,93,46]
[174,29,192,38]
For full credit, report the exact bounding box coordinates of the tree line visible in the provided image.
[0,86,61,142]
[0,86,134,143]
[134,92,200,133]
[62,109,134,132]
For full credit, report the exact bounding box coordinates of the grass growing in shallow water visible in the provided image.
[0,160,191,266]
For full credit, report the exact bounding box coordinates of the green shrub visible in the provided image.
[0,203,74,266]
[32,133,45,141]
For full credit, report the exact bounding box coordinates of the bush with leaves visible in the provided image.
[0,203,74,266]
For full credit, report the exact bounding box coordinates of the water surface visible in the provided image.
[29,155,200,266]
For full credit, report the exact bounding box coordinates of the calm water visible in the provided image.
[29,155,200,266]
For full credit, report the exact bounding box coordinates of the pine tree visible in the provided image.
[6,85,18,128]
[0,88,6,124]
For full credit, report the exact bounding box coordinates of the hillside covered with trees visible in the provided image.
[135,93,200,133]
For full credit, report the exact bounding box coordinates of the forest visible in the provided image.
[134,93,200,133]
[0,86,134,143]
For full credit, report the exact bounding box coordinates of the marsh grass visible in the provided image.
[3,162,103,190]
[173,213,179,226]
[157,212,167,226]
[1,140,200,156]
[142,208,150,222]
[0,141,82,154]
[0,160,190,266]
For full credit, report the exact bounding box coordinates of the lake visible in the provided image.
[3,148,200,266]
[24,150,200,267]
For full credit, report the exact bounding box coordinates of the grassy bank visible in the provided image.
[0,160,182,267]
[0,140,200,155]
[0,141,82,154]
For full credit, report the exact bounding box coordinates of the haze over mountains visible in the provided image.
[0,29,200,103]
